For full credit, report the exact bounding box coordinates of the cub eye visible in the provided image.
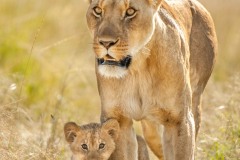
[81,144,88,150]
[125,8,137,18]
[99,143,105,150]
[93,7,102,17]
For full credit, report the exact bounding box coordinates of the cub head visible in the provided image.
[86,0,163,78]
[64,119,120,160]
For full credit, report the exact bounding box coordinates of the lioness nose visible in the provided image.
[99,39,118,49]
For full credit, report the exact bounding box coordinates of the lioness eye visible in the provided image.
[93,7,102,17]
[99,143,105,149]
[125,8,136,17]
[81,144,88,150]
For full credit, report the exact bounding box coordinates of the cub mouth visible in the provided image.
[97,55,132,68]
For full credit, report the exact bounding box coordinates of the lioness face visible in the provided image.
[87,0,159,78]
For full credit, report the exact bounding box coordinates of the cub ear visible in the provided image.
[64,122,79,143]
[102,119,120,140]
[148,0,163,10]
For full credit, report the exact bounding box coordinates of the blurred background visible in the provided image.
[0,0,239,159]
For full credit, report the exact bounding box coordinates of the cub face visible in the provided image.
[64,120,119,160]
[86,0,162,78]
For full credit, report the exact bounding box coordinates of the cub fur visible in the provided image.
[64,119,149,160]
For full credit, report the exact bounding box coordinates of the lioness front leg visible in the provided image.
[141,120,164,160]
[163,111,195,160]
[101,114,138,160]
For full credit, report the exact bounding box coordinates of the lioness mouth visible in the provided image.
[97,55,132,68]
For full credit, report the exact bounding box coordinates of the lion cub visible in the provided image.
[64,119,149,160]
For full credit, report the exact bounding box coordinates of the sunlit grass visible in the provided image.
[196,76,240,159]
[0,0,240,159]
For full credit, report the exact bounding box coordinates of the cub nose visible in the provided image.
[99,39,118,49]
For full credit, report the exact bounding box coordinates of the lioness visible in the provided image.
[86,0,217,159]
[64,119,149,160]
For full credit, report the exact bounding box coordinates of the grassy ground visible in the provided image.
[0,0,239,159]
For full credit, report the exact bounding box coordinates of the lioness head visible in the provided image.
[64,119,119,160]
[86,0,162,78]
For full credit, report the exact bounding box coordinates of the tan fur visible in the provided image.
[86,0,217,159]
[64,119,149,160]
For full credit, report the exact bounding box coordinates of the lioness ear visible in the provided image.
[148,0,163,10]
[102,119,120,140]
[64,122,79,143]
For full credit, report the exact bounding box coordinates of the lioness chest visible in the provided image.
[98,68,183,123]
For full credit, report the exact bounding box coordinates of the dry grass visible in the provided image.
[196,76,240,159]
[0,0,239,159]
